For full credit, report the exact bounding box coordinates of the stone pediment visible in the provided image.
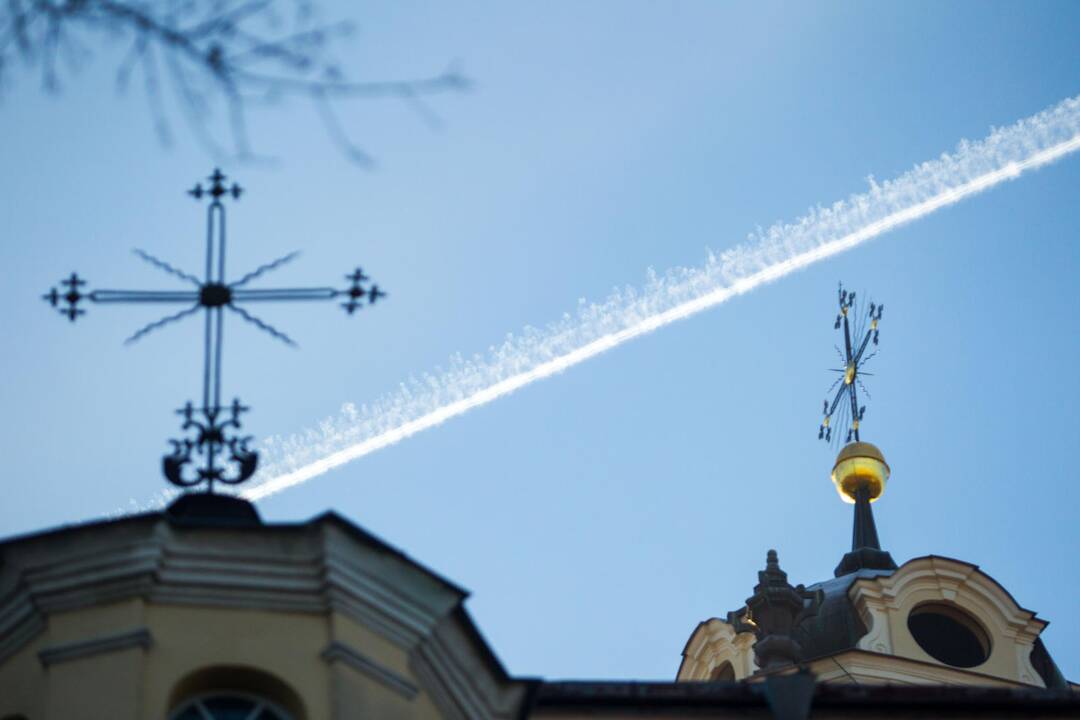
[848,555,1048,687]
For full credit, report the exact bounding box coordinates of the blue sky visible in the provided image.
[2,1,1079,681]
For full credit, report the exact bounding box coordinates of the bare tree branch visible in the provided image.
[1,1,469,163]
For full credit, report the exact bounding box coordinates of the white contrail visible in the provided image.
[242,94,1080,501]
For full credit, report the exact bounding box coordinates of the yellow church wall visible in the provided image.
[45,645,144,720]
[322,612,443,719]
[328,661,440,720]
[0,599,148,720]
[0,634,47,719]
[142,604,331,718]
[0,600,445,720]
[329,612,412,680]
[412,688,444,719]
[143,602,443,720]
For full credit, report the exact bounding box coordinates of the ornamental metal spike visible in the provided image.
[42,169,387,494]
[818,282,883,447]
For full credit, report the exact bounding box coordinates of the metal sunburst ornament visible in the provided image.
[42,169,387,493]
[818,283,883,445]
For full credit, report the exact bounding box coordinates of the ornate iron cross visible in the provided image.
[43,169,386,493]
[818,283,883,445]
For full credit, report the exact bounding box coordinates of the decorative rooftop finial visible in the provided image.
[740,550,822,671]
[189,167,242,201]
[43,170,387,495]
[818,283,882,445]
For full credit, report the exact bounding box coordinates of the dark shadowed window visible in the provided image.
[907,603,991,668]
[709,661,736,681]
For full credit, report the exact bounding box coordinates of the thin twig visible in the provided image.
[0,1,468,162]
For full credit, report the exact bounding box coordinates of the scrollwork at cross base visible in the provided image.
[43,169,387,494]
[164,400,257,490]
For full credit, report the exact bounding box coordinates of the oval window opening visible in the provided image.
[907,603,990,668]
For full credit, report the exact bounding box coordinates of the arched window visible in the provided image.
[167,666,304,720]
[169,692,292,720]
[709,661,736,681]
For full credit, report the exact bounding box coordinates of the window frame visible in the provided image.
[168,690,294,720]
[906,601,993,668]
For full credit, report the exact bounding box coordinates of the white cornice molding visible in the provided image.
[38,627,152,667]
[0,515,464,668]
[320,640,419,700]
[409,613,525,720]
[811,649,1029,688]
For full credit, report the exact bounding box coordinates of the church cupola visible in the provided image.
[677,284,1070,690]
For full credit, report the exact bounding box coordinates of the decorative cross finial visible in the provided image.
[189,167,242,201]
[43,170,387,494]
[41,273,88,321]
[342,268,385,314]
[818,283,883,445]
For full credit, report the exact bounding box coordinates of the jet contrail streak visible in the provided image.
[242,95,1080,501]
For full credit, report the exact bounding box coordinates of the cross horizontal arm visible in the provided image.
[230,287,340,302]
[90,290,202,303]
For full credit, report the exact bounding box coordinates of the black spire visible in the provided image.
[834,484,897,577]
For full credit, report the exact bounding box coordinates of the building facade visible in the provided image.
[0,445,1075,719]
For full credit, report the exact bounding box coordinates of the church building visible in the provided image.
[0,441,1075,719]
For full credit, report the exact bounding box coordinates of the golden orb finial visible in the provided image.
[831,441,889,504]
